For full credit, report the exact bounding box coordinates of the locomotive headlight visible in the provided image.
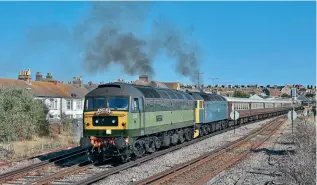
[95,119,99,124]
[112,120,115,123]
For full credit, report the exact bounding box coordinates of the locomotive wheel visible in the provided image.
[162,134,171,147]
[184,128,192,141]
[144,138,155,153]
[178,130,185,144]
[202,126,208,135]
[199,127,204,137]
[87,151,95,162]
[205,125,211,133]
[171,133,179,145]
[132,140,145,157]
[153,136,161,149]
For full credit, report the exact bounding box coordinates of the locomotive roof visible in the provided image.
[187,91,227,101]
[86,82,194,100]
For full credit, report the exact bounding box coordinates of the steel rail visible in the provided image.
[73,113,288,185]
[25,160,92,185]
[0,147,87,183]
[135,117,286,185]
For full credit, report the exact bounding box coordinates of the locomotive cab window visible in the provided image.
[84,96,129,111]
[108,97,129,110]
[85,97,106,111]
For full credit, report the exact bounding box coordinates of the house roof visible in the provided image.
[83,84,99,91]
[163,82,180,90]
[150,81,169,88]
[0,78,89,98]
[297,95,310,101]
[249,94,264,100]
[132,80,149,86]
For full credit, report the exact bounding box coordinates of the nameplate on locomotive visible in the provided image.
[156,115,163,122]
[96,108,112,115]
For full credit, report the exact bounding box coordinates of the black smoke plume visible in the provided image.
[78,2,201,81]
[7,2,202,82]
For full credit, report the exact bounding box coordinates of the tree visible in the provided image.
[281,93,290,98]
[266,85,271,88]
[233,91,250,98]
[263,88,270,96]
[0,87,49,142]
[228,85,232,89]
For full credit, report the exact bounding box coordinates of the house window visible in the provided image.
[49,98,58,110]
[76,100,82,110]
[67,100,73,110]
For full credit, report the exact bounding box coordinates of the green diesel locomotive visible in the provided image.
[80,83,198,162]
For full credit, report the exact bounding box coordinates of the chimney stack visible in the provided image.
[35,72,43,81]
[72,76,83,86]
[46,72,53,80]
[18,69,32,83]
[139,75,148,83]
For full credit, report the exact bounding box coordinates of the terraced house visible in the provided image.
[0,69,89,122]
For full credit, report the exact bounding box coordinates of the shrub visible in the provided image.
[0,87,50,142]
[233,91,250,98]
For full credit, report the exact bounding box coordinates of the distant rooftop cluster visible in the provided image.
[0,69,316,101]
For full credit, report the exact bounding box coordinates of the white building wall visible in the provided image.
[34,97,84,122]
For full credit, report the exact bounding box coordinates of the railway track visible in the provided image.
[1,114,289,185]
[0,147,88,185]
[64,115,285,185]
[135,116,286,185]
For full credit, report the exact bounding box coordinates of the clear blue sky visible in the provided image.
[0,1,315,86]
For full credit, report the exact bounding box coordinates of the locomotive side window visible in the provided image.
[199,101,203,108]
[131,98,139,112]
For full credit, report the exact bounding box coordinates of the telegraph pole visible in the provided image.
[209,77,219,87]
[195,72,204,90]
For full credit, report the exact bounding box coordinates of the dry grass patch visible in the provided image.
[277,117,316,185]
[0,131,77,162]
